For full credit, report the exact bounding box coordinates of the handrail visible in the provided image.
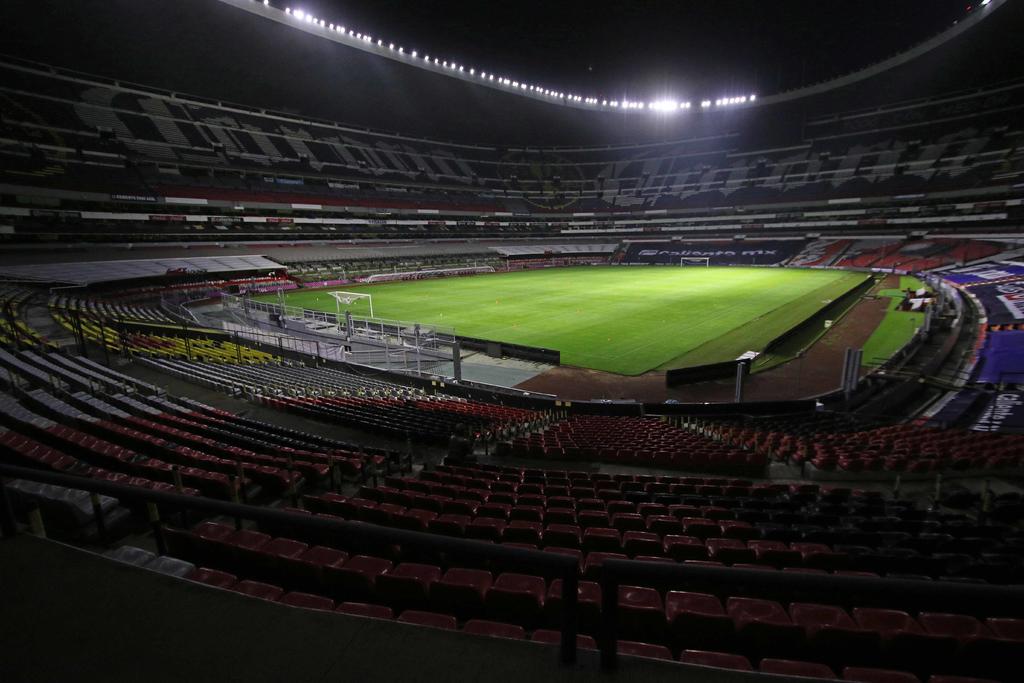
[0,463,579,663]
[597,557,1024,670]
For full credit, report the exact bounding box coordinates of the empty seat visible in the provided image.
[324,555,392,601]
[760,658,836,678]
[463,619,526,640]
[531,629,598,650]
[842,667,921,683]
[278,591,334,611]
[707,538,756,564]
[727,597,803,659]
[543,524,581,549]
[250,537,308,583]
[377,563,442,610]
[430,568,492,619]
[680,649,753,671]
[232,580,284,601]
[917,613,988,639]
[666,591,735,651]
[397,610,458,630]
[791,603,881,668]
[285,545,347,591]
[485,573,546,628]
[853,608,923,635]
[853,608,954,675]
[618,585,666,644]
[582,552,628,580]
[189,567,237,589]
[547,579,601,634]
[583,527,622,553]
[617,640,673,661]
[663,535,709,562]
[335,602,394,619]
[985,617,1024,640]
[622,531,662,558]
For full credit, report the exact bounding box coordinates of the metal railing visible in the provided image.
[0,463,580,664]
[597,556,1024,670]
[5,463,1024,672]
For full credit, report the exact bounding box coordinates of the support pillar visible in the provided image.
[453,341,463,382]
[734,361,746,403]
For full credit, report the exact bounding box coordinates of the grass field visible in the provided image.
[264,267,869,376]
[862,276,929,367]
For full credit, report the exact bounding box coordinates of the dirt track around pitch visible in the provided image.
[515,275,897,403]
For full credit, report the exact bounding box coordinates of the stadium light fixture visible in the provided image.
[262,2,768,115]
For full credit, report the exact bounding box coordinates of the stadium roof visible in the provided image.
[242,0,995,112]
[0,0,1020,145]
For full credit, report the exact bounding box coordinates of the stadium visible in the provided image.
[1,0,1023,681]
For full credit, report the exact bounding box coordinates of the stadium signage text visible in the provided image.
[110,193,159,203]
[973,392,1024,433]
[637,249,779,257]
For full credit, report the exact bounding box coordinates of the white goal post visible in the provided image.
[329,290,373,319]
[679,257,711,267]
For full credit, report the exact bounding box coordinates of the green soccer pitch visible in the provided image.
[261,267,869,376]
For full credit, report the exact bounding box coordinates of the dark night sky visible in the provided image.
[275,0,977,100]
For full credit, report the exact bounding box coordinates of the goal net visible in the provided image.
[329,290,373,318]
[679,257,711,267]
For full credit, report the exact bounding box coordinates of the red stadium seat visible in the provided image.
[324,555,392,601]
[666,591,735,651]
[377,563,443,610]
[582,527,622,553]
[463,619,526,640]
[546,579,601,634]
[727,597,803,659]
[430,568,493,619]
[397,610,458,630]
[680,649,753,671]
[188,567,237,589]
[335,602,394,619]
[285,545,347,592]
[232,580,284,602]
[842,667,921,683]
[617,640,673,661]
[917,613,989,639]
[760,658,836,678]
[485,573,546,628]
[531,629,598,650]
[622,531,662,558]
[790,603,881,668]
[617,585,666,644]
[278,591,334,611]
